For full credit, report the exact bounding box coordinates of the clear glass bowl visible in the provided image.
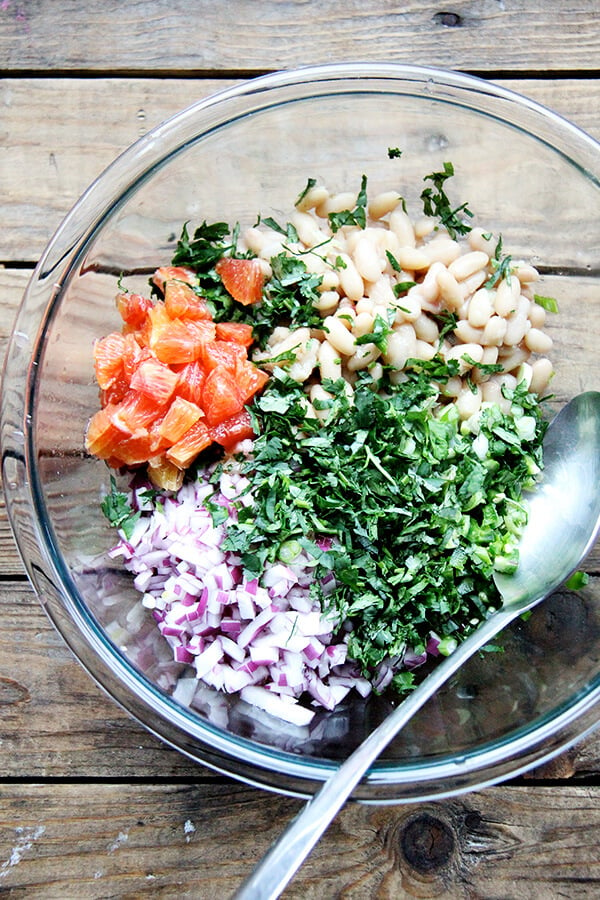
[3,63,600,802]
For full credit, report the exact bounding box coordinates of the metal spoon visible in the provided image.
[235,391,600,900]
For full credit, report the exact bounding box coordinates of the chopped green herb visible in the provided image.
[101,476,140,540]
[221,361,546,675]
[420,162,474,239]
[295,178,318,207]
[329,175,368,233]
[387,147,403,159]
[534,293,559,314]
[393,280,417,297]
[565,570,589,591]
[485,235,514,288]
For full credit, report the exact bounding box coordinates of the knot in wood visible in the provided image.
[400,813,455,874]
[433,11,463,27]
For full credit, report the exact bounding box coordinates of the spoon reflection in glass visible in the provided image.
[235,391,600,900]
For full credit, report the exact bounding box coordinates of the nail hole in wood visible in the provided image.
[433,11,463,27]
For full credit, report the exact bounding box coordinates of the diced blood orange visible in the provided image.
[166,419,212,468]
[116,292,153,328]
[113,432,156,467]
[215,321,254,347]
[234,359,269,404]
[152,265,197,292]
[121,333,148,381]
[215,257,264,305]
[201,366,245,426]
[174,360,205,405]
[130,357,179,406]
[93,332,127,390]
[164,280,212,321]
[158,397,203,443]
[142,302,173,349]
[100,374,130,407]
[85,407,124,459]
[147,456,185,491]
[109,389,165,435]
[210,409,256,451]
[152,318,216,365]
[201,340,247,373]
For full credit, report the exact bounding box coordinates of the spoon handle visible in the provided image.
[234,605,519,900]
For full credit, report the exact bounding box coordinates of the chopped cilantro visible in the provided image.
[222,361,546,675]
[485,235,514,288]
[295,178,317,207]
[387,147,403,159]
[101,476,140,540]
[420,162,474,239]
[329,175,368,233]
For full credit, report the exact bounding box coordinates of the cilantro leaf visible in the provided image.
[420,162,474,239]
[329,175,368,233]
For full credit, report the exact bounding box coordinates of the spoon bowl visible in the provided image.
[236,391,600,900]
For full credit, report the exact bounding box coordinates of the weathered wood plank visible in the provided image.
[0,783,599,897]
[2,77,599,263]
[0,0,599,73]
[1,579,599,780]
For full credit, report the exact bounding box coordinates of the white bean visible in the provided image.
[420,260,445,303]
[393,292,422,323]
[515,263,540,284]
[352,311,375,338]
[318,339,342,381]
[528,301,546,329]
[494,275,520,317]
[389,209,416,247]
[316,191,358,217]
[445,342,484,374]
[323,315,357,356]
[396,247,431,271]
[415,339,437,361]
[456,384,482,420]
[383,324,417,370]
[313,289,340,314]
[524,327,553,354]
[422,237,462,266]
[448,250,489,282]
[414,217,436,239]
[467,288,494,328]
[436,266,463,311]
[482,315,507,347]
[454,319,485,344]
[468,228,495,254]
[413,313,439,344]
[353,234,384,283]
[529,357,554,394]
[295,184,330,212]
[347,344,381,371]
[337,253,364,301]
[368,190,403,219]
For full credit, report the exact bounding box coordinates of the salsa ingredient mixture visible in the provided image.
[87,160,556,725]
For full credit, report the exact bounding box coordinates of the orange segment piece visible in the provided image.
[215,257,264,305]
[158,397,203,444]
[166,419,213,468]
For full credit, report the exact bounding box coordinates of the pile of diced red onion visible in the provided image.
[108,461,377,726]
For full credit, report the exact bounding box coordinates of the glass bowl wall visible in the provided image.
[3,63,600,801]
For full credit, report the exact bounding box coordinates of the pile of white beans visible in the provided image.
[245,181,554,422]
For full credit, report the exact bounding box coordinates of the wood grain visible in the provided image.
[1,577,599,780]
[0,0,599,74]
[1,77,599,262]
[1,3,600,891]
[0,782,599,897]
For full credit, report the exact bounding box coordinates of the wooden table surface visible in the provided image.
[2,2,600,897]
